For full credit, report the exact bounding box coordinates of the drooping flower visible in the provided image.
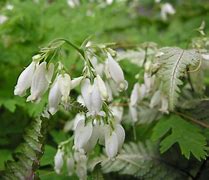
[106,52,128,91]
[105,130,118,158]
[27,62,54,102]
[14,61,37,96]
[67,0,80,8]
[150,90,161,108]
[54,149,64,174]
[66,157,75,176]
[71,76,83,89]
[81,78,103,116]
[95,75,108,100]
[111,105,124,123]
[58,73,71,103]
[161,3,175,21]
[74,120,93,150]
[130,83,140,106]
[0,15,8,24]
[115,124,125,150]
[74,149,87,180]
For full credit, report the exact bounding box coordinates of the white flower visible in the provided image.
[54,149,64,174]
[74,120,93,150]
[58,74,71,103]
[48,73,71,114]
[111,105,124,123]
[161,3,175,21]
[159,95,169,114]
[74,149,87,180]
[106,52,128,91]
[81,78,103,116]
[71,76,83,89]
[202,54,209,60]
[14,61,37,96]
[106,0,113,5]
[0,15,8,24]
[27,62,54,102]
[129,104,138,123]
[105,129,118,158]
[150,90,161,108]
[144,73,155,93]
[6,4,14,10]
[130,83,140,106]
[66,157,75,176]
[67,0,80,8]
[95,75,108,100]
[83,122,100,152]
[115,124,125,150]
[48,77,62,115]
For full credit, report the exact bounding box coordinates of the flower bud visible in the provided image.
[106,52,128,91]
[27,62,54,102]
[66,157,75,176]
[74,121,93,150]
[54,149,64,174]
[115,124,125,150]
[130,83,140,106]
[105,130,118,158]
[48,77,62,115]
[95,75,108,100]
[14,61,36,96]
[71,76,83,89]
[150,90,161,108]
[58,74,71,103]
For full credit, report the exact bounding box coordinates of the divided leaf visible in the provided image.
[2,117,48,180]
[152,115,208,160]
[157,47,201,110]
[89,141,185,180]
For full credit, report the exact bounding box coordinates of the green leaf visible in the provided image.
[2,117,49,179]
[157,47,201,110]
[152,115,208,160]
[89,141,185,180]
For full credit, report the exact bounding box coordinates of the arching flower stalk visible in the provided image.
[14,38,128,178]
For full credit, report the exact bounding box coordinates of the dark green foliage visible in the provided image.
[89,141,186,180]
[152,115,208,160]
[2,117,48,180]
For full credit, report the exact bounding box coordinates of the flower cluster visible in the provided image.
[14,39,127,179]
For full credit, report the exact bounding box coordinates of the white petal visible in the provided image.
[14,61,36,96]
[45,63,54,83]
[81,79,92,112]
[150,90,161,108]
[115,124,125,150]
[48,78,62,115]
[130,83,140,106]
[83,123,99,152]
[107,52,124,83]
[58,74,71,103]
[129,104,138,123]
[159,96,169,114]
[54,149,64,174]
[105,130,118,158]
[66,157,75,176]
[95,75,108,100]
[74,121,93,150]
[27,62,49,102]
[111,106,124,123]
[91,80,103,115]
[71,76,83,89]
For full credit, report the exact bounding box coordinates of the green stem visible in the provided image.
[51,38,85,59]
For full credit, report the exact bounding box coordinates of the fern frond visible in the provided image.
[68,98,88,114]
[3,117,48,180]
[89,141,186,180]
[157,47,201,110]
